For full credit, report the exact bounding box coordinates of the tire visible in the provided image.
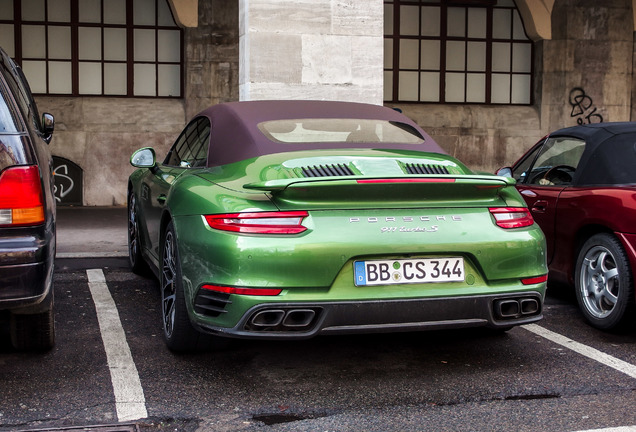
[575,233,635,330]
[10,293,55,351]
[128,193,149,276]
[161,221,214,352]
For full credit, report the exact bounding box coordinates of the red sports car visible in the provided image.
[498,122,636,330]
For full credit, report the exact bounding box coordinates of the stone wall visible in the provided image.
[542,0,633,131]
[40,97,185,206]
[239,0,383,104]
[392,104,542,173]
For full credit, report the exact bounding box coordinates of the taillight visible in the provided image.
[489,207,534,229]
[201,284,282,296]
[0,166,45,227]
[204,211,309,234]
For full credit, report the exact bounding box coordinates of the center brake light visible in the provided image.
[489,207,534,229]
[0,165,45,227]
[204,211,309,234]
[357,178,456,184]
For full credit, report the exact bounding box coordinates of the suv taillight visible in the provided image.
[0,166,45,227]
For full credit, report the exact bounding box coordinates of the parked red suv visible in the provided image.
[0,46,56,350]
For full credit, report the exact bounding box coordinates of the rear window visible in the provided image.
[258,119,425,144]
[0,134,29,171]
[0,81,21,134]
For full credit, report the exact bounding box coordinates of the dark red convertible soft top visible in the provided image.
[196,100,445,167]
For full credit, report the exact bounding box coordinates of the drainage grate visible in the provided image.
[504,393,560,401]
[253,411,328,426]
[253,413,310,426]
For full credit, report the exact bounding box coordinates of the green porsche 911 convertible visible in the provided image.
[128,100,547,351]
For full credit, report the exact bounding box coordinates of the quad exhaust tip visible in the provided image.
[494,297,540,320]
[251,309,285,327]
[247,308,319,331]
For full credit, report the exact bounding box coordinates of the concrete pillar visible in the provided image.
[184,1,239,120]
[542,0,633,130]
[239,0,384,104]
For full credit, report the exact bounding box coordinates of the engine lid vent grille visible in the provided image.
[301,164,355,177]
[405,163,450,175]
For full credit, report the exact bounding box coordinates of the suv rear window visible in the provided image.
[0,81,21,134]
[0,76,30,171]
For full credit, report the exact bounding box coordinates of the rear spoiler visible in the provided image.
[244,175,523,208]
[244,175,516,192]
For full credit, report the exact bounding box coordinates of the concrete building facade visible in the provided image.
[6,0,635,205]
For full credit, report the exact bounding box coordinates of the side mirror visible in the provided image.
[42,113,54,143]
[130,147,156,168]
[496,167,513,178]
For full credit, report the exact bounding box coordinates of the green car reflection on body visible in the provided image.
[127,100,547,352]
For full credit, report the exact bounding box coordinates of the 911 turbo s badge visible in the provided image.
[349,215,463,233]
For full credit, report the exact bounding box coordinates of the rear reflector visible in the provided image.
[0,166,45,226]
[204,211,309,234]
[201,284,282,296]
[489,207,534,229]
[521,275,548,285]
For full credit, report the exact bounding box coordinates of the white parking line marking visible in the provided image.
[523,324,636,379]
[87,268,148,422]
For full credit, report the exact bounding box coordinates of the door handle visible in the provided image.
[157,194,167,205]
[531,200,548,213]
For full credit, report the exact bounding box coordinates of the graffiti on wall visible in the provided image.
[569,87,603,125]
[52,156,83,206]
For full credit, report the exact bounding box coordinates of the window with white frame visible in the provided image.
[0,0,182,97]
[384,0,533,104]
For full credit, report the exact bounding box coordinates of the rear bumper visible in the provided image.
[0,228,54,311]
[195,291,543,340]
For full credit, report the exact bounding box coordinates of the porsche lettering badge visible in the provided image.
[349,215,462,233]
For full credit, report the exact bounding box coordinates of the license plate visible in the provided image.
[354,257,464,286]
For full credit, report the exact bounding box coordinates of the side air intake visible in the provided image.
[405,163,450,175]
[194,290,231,318]
[301,164,355,177]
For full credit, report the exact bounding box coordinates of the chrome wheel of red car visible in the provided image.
[575,234,634,330]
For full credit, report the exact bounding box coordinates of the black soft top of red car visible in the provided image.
[196,100,445,167]
[550,122,636,186]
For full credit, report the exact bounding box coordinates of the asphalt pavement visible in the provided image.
[56,206,128,258]
[16,205,636,432]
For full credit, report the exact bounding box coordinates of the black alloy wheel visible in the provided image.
[161,221,213,351]
[127,193,148,275]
